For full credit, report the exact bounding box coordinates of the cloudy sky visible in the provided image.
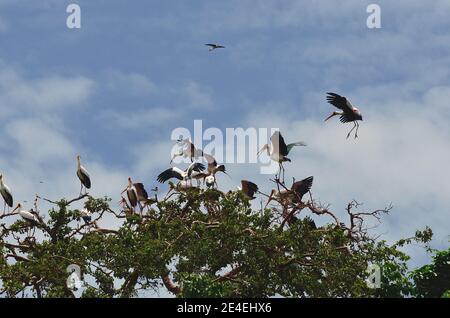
[0,0,449,290]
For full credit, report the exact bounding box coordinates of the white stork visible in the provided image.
[266,176,313,208]
[324,92,363,139]
[76,155,91,195]
[157,162,206,185]
[258,131,307,182]
[171,139,204,163]
[205,43,225,51]
[0,173,13,214]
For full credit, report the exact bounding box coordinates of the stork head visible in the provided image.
[12,203,22,212]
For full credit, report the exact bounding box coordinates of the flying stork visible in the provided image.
[0,173,13,214]
[324,92,363,139]
[76,155,91,195]
[203,153,229,187]
[205,43,225,51]
[266,176,313,208]
[239,180,259,200]
[257,131,307,182]
[157,162,206,185]
[171,139,204,163]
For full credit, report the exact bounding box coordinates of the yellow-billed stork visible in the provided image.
[324,92,363,139]
[258,131,307,182]
[76,155,91,195]
[0,173,13,214]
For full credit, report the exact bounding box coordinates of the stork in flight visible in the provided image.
[76,155,91,195]
[324,92,363,139]
[239,180,259,200]
[205,43,225,51]
[0,173,13,214]
[171,139,204,163]
[157,162,206,186]
[258,131,307,182]
[266,176,313,208]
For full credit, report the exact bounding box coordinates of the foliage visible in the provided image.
[0,185,442,298]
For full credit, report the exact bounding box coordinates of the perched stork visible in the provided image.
[13,203,39,227]
[157,162,205,185]
[80,208,92,224]
[258,131,307,182]
[134,182,154,212]
[171,139,204,163]
[324,92,363,139]
[239,180,259,200]
[205,43,225,51]
[203,153,229,186]
[0,173,13,214]
[121,177,138,214]
[266,176,313,208]
[76,155,91,195]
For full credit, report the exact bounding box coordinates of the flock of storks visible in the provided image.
[0,92,363,227]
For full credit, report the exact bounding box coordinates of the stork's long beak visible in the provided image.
[264,194,273,209]
[12,204,20,213]
[121,187,127,195]
[324,112,338,122]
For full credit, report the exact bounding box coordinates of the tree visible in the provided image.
[0,180,436,298]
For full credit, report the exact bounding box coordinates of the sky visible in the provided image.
[0,0,449,296]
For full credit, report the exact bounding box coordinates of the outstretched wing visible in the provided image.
[270,131,288,156]
[203,153,217,168]
[133,183,148,200]
[241,180,258,199]
[286,142,307,154]
[157,168,184,183]
[291,176,314,202]
[326,92,355,114]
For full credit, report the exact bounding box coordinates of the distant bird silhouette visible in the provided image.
[324,92,363,139]
[205,43,225,51]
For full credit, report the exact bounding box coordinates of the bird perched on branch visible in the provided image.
[324,92,363,139]
[76,155,91,195]
[205,43,225,51]
[13,203,39,227]
[258,131,307,182]
[80,208,92,224]
[0,173,13,214]
[266,176,313,208]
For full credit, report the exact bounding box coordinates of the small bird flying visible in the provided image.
[324,92,363,139]
[205,43,225,51]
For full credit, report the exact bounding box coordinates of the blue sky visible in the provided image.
[1,0,450,294]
